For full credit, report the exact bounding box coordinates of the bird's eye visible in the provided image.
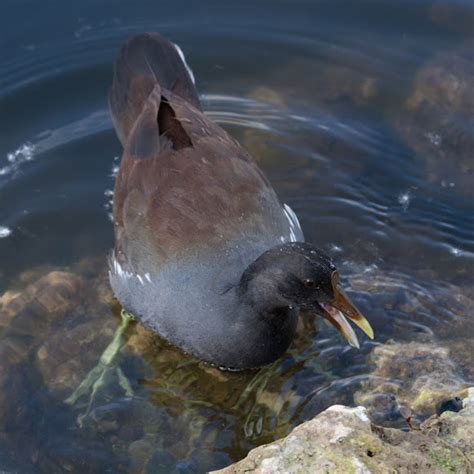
[303,279,317,289]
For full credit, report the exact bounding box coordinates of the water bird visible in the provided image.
[107,33,374,370]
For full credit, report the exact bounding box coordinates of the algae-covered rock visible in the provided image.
[0,264,122,400]
[34,287,122,400]
[0,270,86,433]
[0,271,84,335]
[214,390,474,474]
[0,290,21,327]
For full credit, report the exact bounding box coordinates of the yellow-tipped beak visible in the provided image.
[320,272,374,348]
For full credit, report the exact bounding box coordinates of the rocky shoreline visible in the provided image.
[214,388,474,473]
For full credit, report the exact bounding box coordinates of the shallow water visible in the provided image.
[1,0,473,472]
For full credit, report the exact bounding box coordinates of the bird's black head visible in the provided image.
[240,242,373,348]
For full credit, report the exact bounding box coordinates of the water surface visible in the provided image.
[1,0,473,472]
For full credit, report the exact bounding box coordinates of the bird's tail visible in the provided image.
[109,33,201,145]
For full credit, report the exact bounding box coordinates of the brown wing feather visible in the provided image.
[109,33,200,145]
[113,91,280,263]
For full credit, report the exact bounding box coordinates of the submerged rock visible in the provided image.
[394,41,474,196]
[248,60,380,109]
[0,290,21,327]
[0,263,122,400]
[354,342,470,425]
[0,270,84,435]
[214,389,474,473]
[0,270,83,335]
[35,312,117,398]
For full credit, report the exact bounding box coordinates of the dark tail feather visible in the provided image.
[109,33,201,144]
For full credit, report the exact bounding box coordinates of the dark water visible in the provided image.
[1,0,473,472]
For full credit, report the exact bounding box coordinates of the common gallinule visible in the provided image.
[66,33,374,412]
[106,32,374,370]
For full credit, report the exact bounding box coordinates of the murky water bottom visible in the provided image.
[1,1,473,472]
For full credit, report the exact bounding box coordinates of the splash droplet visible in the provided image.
[449,247,461,257]
[398,190,412,211]
[0,226,12,238]
[1,143,36,177]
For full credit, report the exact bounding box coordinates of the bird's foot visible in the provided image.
[234,360,281,439]
[65,309,134,425]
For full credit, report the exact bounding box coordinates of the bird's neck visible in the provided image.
[238,272,294,320]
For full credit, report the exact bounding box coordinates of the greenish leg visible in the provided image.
[65,309,134,419]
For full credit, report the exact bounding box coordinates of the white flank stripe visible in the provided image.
[283,204,302,232]
[173,43,196,85]
[283,203,302,242]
